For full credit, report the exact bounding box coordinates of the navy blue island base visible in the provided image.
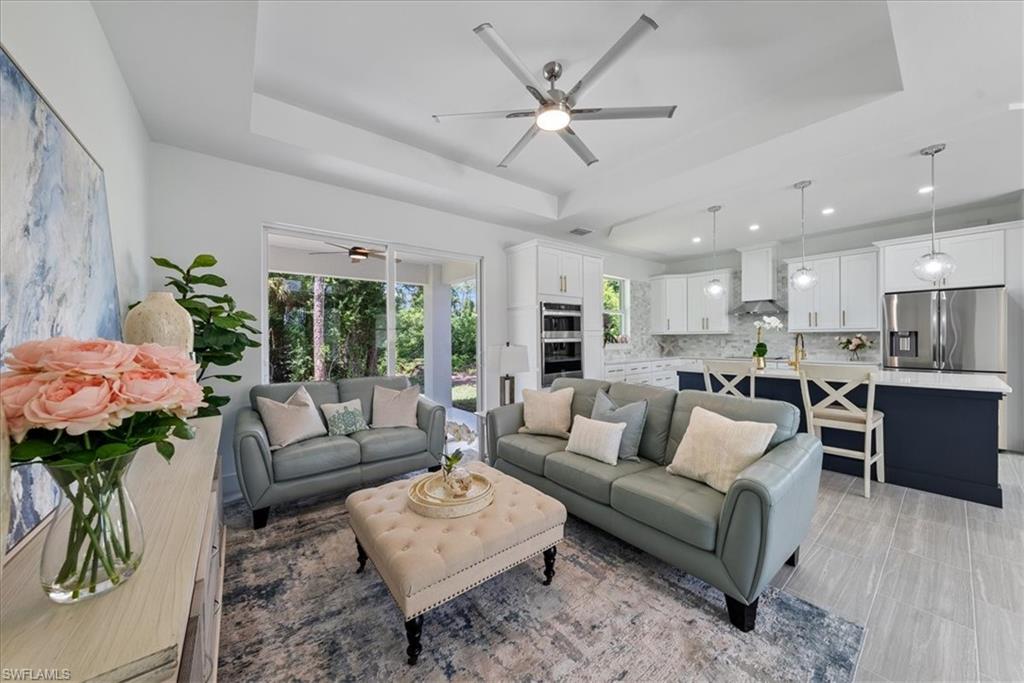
[677,371,1003,507]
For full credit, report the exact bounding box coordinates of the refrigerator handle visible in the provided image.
[932,290,941,368]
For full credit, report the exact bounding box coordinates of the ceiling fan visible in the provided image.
[432,14,676,168]
[309,242,398,263]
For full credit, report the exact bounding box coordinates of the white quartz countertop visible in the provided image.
[684,365,1012,394]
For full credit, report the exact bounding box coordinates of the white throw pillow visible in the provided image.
[566,415,627,465]
[518,387,574,438]
[256,386,327,450]
[666,406,777,493]
[371,384,420,428]
[321,399,369,435]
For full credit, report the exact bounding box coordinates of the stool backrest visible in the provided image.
[703,359,756,398]
[798,363,876,428]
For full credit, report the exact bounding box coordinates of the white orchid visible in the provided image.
[753,315,783,331]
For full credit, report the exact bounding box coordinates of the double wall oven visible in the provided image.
[540,302,583,387]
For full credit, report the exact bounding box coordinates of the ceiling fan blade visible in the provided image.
[432,109,535,123]
[497,123,540,168]
[558,127,598,166]
[473,23,551,105]
[571,105,676,121]
[566,15,658,106]
[324,242,351,249]
[309,251,341,255]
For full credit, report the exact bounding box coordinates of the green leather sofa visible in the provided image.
[485,377,822,631]
[234,376,445,529]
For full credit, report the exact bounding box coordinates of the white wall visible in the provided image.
[147,143,663,499]
[0,0,150,310]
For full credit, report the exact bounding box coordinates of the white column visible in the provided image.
[424,264,453,406]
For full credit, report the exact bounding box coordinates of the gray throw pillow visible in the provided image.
[591,390,648,462]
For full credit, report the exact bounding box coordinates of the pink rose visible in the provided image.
[134,343,199,376]
[41,339,138,376]
[171,375,206,418]
[3,337,75,372]
[22,375,124,436]
[117,369,182,413]
[0,371,47,442]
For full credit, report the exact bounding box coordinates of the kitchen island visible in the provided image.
[677,366,1012,506]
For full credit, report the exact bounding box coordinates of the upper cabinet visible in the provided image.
[651,270,730,335]
[739,245,777,302]
[879,228,1006,293]
[787,251,877,332]
[537,246,583,297]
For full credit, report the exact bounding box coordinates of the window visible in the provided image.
[602,276,630,344]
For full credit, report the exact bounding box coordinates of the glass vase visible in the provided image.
[40,451,144,604]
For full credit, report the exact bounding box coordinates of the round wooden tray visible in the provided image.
[407,472,494,519]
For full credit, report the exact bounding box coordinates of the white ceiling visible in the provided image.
[92,0,1024,263]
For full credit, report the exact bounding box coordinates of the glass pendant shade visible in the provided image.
[912,251,956,282]
[790,266,818,291]
[704,278,725,299]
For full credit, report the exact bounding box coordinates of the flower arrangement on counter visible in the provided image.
[0,337,205,603]
[836,333,874,361]
[751,316,784,369]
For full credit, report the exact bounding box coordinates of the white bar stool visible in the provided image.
[703,359,756,399]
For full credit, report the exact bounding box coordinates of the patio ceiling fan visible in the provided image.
[432,14,676,168]
[308,242,398,263]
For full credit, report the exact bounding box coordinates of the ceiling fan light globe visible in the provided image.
[703,278,725,299]
[912,251,955,282]
[790,267,818,291]
[536,103,571,131]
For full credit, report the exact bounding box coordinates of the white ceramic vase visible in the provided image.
[123,292,194,352]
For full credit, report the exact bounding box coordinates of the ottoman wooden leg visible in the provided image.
[542,546,557,586]
[356,539,368,574]
[405,615,423,665]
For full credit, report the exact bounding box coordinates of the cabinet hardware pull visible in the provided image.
[842,310,846,326]
[808,312,812,327]
[814,311,818,327]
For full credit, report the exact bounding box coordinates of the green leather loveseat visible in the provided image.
[234,376,445,529]
[485,377,822,631]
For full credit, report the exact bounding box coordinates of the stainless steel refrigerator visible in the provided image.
[883,286,1007,372]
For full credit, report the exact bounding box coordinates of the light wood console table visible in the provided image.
[1,416,224,682]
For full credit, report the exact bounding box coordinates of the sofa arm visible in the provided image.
[716,433,823,602]
[233,408,274,510]
[484,403,524,465]
[417,397,446,460]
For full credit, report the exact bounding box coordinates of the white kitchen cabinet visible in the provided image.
[879,229,1005,292]
[686,271,730,333]
[650,276,687,334]
[583,331,604,379]
[938,231,1005,289]
[582,256,603,331]
[787,257,841,331]
[840,251,879,329]
[537,246,583,297]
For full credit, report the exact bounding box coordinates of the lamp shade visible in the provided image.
[499,344,530,375]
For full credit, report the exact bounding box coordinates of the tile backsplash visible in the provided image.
[606,267,881,363]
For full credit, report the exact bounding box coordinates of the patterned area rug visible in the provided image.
[219,483,863,682]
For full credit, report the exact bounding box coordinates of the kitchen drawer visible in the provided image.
[654,373,677,388]
[625,372,652,385]
[605,366,626,381]
[623,362,651,374]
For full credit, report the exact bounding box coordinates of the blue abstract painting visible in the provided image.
[0,48,121,552]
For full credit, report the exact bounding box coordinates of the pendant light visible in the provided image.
[789,180,817,291]
[703,205,725,299]
[912,143,955,282]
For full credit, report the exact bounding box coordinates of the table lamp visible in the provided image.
[498,343,530,406]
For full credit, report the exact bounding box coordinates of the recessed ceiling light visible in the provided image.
[749,224,760,231]
[918,185,933,194]
[692,237,701,243]
[821,207,835,215]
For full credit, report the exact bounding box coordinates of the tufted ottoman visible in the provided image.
[346,461,567,664]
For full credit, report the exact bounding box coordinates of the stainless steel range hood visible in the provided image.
[730,299,787,316]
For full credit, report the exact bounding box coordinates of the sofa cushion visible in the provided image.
[495,434,567,475]
[544,451,655,505]
[520,387,574,438]
[610,467,725,551]
[256,386,328,450]
[666,390,799,457]
[551,377,612,418]
[591,390,648,462]
[349,427,427,463]
[338,376,410,423]
[371,384,420,428]
[250,381,338,410]
[667,406,777,493]
[272,435,360,481]
[607,383,678,464]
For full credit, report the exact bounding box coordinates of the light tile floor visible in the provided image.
[772,453,1024,682]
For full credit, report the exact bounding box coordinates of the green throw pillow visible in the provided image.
[591,390,648,461]
[321,399,369,436]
